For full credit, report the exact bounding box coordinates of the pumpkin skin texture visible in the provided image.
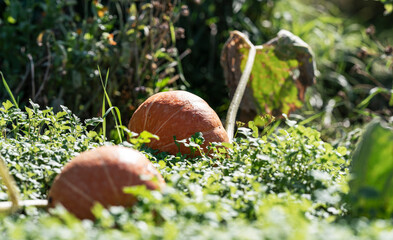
[48,146,165,220]
[128,90,229,155]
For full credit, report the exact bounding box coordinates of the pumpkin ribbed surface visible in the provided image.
[128,90,229,155]
[48,146,165,220]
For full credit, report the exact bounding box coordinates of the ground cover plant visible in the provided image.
[0,99,393,239]
[0,100,103,201]
[1,0,393,239]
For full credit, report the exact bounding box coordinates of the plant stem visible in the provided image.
[0,155,49,213]
[225,31,257,142]
[0,154,21,213]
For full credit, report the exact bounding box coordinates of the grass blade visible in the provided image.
[356,87,389,110]
[1,72,19,109]
[98,67,107,140]
[98,67,124,142]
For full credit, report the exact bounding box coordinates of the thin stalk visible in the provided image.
[225,32,257,142]
[101,84,107,140]
[98,67,124,142]
[0,154,21,213]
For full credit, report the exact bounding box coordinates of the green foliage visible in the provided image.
[272,0,393,129]
[0,101,103,200]
[0,99,161,202]
[0,100,361,239]
[0,0,185,121]
[182,0,393,134]
[348,120,393,218]
[1,100,393,239]
[0,0,393,237]
[228,122,349,215]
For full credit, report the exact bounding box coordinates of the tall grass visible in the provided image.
[1,72,19,108]
[97,67,125,142]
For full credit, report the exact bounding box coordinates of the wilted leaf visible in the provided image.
[221,30,316,123]
[250,46,302,116]
[265,29,316,90]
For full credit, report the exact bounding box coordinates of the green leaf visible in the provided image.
[25,107,33,118]
[349,120,393,218]
[129,3,138,16]
[7,16,16,24]
[2,100,14,111]
[84,117,103,126]
[83,33,93,40]
[1,72,18,109]
[56,111,67,119]
[384,3,393,15]
[155,77,170,89]
[247,121,259,138]
[87,131,98,138]
[139,131,159,142]
[337,146,347,156]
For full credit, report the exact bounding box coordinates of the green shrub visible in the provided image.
[0,0,186,121]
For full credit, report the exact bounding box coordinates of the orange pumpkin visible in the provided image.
[48,146,165,220]
[128,90,229,155]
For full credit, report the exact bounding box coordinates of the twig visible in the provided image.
[28,54,36,100]
[179,48,191,60]
[16,58,31,94]
[35,41,52,100]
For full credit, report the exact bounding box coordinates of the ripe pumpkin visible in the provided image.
[48,146,165,220]
[128,90,229,155]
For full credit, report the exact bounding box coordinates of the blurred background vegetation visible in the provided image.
[0,0,392,143]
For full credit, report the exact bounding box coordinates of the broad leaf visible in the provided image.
[349,120,393,218]
[249,46,301,116]
[221,30,316,123]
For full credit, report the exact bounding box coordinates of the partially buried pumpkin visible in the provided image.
[48,146,165,220]
[128,90,229,155]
